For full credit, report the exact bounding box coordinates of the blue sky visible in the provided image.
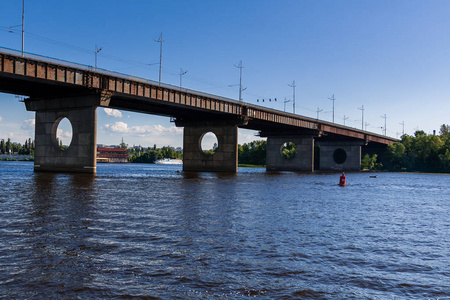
[1,0,450,148]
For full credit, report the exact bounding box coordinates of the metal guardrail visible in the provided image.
[0,46,243,105]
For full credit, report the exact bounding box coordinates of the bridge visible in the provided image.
[0,48,397,173]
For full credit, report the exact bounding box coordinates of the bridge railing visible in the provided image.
[0,46,243,105]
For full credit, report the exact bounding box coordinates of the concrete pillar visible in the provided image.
[317,141,364,171]
[178,121,239,172]
[266,136,314,172]
[25,93,109,173]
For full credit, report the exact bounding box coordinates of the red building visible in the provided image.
[97,147,129,163]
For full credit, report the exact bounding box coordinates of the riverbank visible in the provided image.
[238,164,265,168]
[0,155,33,161]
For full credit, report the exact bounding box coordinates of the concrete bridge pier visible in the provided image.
[266,135,315,172]
[175,119,246,172]
[317,141,365,171]
[25,93,111,173]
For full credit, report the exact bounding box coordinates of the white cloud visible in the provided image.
[20,119,35,130]
[104,108,123,118]
[57,128,73,139]
[0,116,2,122]
[238,129,265,145]
[104,121,183,137]
[104,121,129,133]
[151,124,183,136]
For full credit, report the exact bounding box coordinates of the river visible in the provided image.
[0,161,449,299]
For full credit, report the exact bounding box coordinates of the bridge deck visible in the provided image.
[0,48,397,145]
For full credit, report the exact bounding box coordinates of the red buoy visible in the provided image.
[339,172,346,186]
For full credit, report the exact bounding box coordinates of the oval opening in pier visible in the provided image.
[333,148,347,164]
[201,132,218,156]
[281,142,297,160]
[53,117,73,151]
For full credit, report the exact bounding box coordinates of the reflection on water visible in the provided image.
[0,161,449,299]
[21,173,97,298]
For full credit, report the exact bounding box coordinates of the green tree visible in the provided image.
[0,139,5,154]
[6,138,12,154]
[238,140,266,166]
[439,124,450,136]
[412,134,443,171]
[439,149,450,171]
[30,139,35,155]
[361,154,380,170]
[203,149,215,156]
[161,146,175,159]
[386,142,407,171]
[13,142,22,154]
[281,142,297,161]
[384,129,450,172]
[22,139,30,154]
[129,146,182,163]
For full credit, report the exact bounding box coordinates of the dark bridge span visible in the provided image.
[0,48,397,173]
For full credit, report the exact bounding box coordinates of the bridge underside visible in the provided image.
[23,93,372,174]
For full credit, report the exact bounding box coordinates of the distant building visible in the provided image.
[97,147,129,163]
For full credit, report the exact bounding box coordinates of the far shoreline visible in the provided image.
[1,160,449,175]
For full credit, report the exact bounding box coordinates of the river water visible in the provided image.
[0,161,449,299]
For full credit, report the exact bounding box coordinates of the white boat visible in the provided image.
[154,158,183,165]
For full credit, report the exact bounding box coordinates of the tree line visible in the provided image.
[128,140,268,165]
[381,124,450,173]
[128,145,183,163]
[128,140,268,166]
[238,140,266,166]
[0,138,35,155]
[4,126,450,173]
[129,140,268,166]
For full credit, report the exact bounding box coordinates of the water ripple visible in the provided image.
[0,162,449,298]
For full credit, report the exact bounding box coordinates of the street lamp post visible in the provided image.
[179,68,187,89]
[283,98,291,112]
[288,81,296,114]
[381,114,387,136]
[328,94,336,123]
[8,0,25,56]
[21,0,24,56]
[316,107,323,119]
[358,105,364,130]
[234,60,244,101]
[155,33,164,84]
[343,115,349,126]
[95,44,102,69]
[399,121,405,136]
